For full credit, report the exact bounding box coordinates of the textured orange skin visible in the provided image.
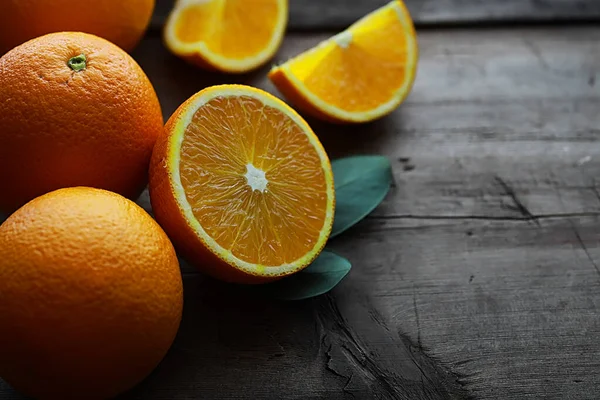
[0,187,183,400]
[150,104,270,284]
[0,0,155,54]
[0,32,164,214]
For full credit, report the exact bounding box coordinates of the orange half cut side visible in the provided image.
[164,0,288,73]
[149,85,335,283]
[269,0,418,123]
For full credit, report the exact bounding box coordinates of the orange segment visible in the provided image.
[164,0,288,73]
[269,0,418,123]
[149,85,335,283]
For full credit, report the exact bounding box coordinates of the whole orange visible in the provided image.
[0,0,155,54]
[0,187,183,400]
[0,32,164,214]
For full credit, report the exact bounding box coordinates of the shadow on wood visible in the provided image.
[116,275,468,399]
[130,34,273,121]
[151,0,600,30]
[0,381,27,400]
[306,110,411,160]
[118,275,333,399]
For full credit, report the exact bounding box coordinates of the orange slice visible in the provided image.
[269,0,418,123]
[164,0,288,73]
[149,85,335,283]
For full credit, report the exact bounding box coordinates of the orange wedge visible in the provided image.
[269,0,418,123]
[164,0,288,73]
[149,85,335,283]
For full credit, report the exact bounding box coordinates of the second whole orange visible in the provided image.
[0,0,155,54]
[0,187,183,400]
[0,32,164,214]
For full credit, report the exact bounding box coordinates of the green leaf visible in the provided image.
[258,251,351,301]
[331,155,393,238]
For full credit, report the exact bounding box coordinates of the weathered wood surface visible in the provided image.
[153,0,600,29]
[2,26,600,399]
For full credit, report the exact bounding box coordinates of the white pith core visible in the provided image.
[334,31,353,49]
[245,163,268,192]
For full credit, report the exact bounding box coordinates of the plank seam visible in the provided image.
[368,212,600,222]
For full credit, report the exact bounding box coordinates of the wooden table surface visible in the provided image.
[2,1,600,399]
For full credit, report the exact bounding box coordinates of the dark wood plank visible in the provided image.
[152,0,600,29]
[2,26,600,399]
[328,216,600,399]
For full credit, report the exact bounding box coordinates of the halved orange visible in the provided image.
[149,85,335,283]
[164,0,288,73]
[269,0,418,123]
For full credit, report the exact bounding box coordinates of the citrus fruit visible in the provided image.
[0,32,164,214]
[150,84,335,283]
[269,0,418,123]
[0,187,183,400]
[0,0,155,54]
[164,0,288,73]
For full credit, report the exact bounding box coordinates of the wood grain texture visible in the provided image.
[2,26,600,399]
[152,0,600,29]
